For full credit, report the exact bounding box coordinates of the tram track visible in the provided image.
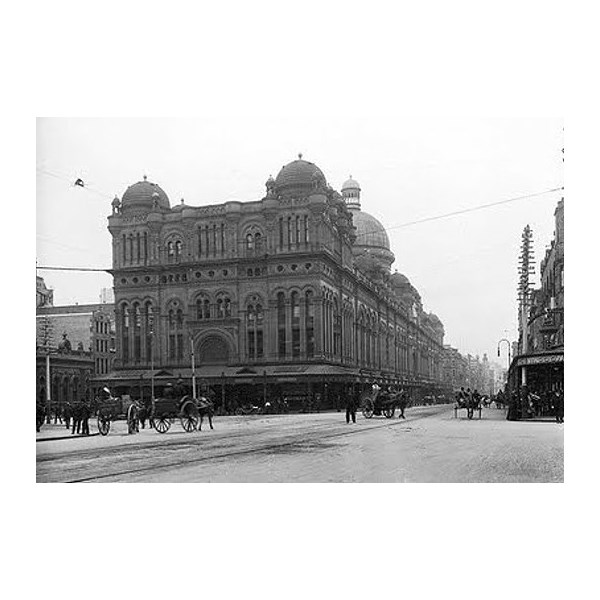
[51,406,448,483]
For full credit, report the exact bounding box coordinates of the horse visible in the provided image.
[70,400,92,435]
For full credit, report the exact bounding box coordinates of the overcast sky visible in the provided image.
[36,117,563,366]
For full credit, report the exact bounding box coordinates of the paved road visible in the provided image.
[36,405,563,482]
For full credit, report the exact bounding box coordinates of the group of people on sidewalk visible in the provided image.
[506,386,564,423]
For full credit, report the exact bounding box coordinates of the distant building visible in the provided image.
[36,276,53,308]
[36,302,116,390]
[36,342,94,409]
[442,345,467,390]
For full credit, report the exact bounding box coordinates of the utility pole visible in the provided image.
[190,334,197,399]
[517,225,535,388]
[39,316,54,423]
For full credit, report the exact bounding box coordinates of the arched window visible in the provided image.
[246,298,264,360]
[133,302,141,361]
[196,296,210,320]
[120,303,129,363]
[291,291,300,358]
[305,290,315,358]
[167,305,184,362]
[175,240,182,260]
[277,292,286,358]
[144,302,153,362]
[246,233,254,250]
[333,298,341,358]
[176,309,184,359]
[216,293,232,318]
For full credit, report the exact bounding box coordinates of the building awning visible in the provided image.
[510,350,564,370]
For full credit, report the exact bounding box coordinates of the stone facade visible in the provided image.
[105,157,447,407]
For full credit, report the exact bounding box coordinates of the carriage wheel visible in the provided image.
[127,404,139,434]
[153,417,171,433]
[467,408,474,420]
[362,400,374,419]
[97,415,111,436]
[384,406,395,419]
[235,407,243,416]
[180,400,199,432]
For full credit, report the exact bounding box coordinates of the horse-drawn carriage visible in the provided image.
[149,395,202,433]
[95,391,212,435]
[96,395,141,435]
[454,391,482,420]
[361,387,401,419]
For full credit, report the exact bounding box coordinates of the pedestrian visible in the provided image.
[346,388,358,424]
[398,389,408,419]
[554,390,564,423]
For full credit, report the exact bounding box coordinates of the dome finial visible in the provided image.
[143,174,147,181]
[298,152,303,160]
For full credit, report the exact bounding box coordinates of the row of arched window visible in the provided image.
[118,217,315,267]
[116,294,439,372]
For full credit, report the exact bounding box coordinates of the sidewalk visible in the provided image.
[36,421,100,442]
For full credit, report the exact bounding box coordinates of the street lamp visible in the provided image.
[497,338,511,371]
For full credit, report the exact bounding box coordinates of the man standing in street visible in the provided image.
[346,387,359,424]
[398,389,408,419]
[554,389,564,423]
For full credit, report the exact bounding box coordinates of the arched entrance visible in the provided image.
[197,334,230,364]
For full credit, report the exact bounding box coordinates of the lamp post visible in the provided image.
[190,334,197,399]
[497,338,512,371]
[150,330,155,401]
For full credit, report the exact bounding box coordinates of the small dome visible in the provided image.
[342,175,361,191]
[274,156,327,196]
[390,271,410,288]
[121,177,170,211]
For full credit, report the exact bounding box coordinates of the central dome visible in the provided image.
[274,156,326,196]
[121,177,170,211]
[352,210,391,251]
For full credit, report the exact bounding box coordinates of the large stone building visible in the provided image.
[104,156,447,409]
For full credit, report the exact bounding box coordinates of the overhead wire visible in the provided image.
[36,166,563,271]
[353,186,564,240]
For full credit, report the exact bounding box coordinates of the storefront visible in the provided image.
[507,350,564,395]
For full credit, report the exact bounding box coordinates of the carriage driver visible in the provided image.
[99,387,111,401]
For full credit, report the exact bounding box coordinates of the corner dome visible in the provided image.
[121,176,170,211]
[390,271,410,288]
[274,155,326,197]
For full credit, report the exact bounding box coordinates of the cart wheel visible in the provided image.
[235,407,243,416]
[180,400,199,432]
[153,417,170,433]
[97,415,111,436]
[384,407,395,419]
[362,400,374,419]
[467,408,474,420]
[127,404,139,434]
